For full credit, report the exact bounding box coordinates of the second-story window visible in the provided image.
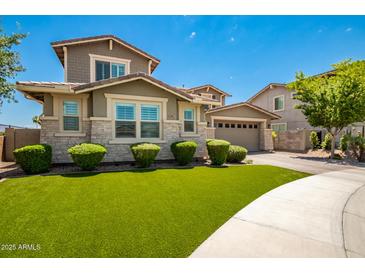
[273,95,284,111]
[96,61,126,81]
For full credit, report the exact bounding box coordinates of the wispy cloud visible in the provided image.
[229,37,235,42]
[229,76,233,80]
[189,31,196,39]
[345,27,352,32]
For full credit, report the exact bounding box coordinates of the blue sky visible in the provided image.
[1,15,365,127]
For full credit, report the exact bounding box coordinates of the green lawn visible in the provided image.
[0,165,309,258]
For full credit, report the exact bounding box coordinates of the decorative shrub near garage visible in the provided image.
[68,143,107,171]
[206,139,231,166]
[170,141,198,165]
[321,133,332,150]
[226,145,248,163]
[310,131,319,149]
[130,143,160,168]
[13,144,52,174]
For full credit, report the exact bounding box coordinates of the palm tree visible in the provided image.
[32,115,41,128]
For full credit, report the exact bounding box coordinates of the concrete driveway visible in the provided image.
[191,169,365,258]
[248,151,365,174]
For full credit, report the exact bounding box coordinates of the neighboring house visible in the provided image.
[16,34,278,163]
[248,82,365,139]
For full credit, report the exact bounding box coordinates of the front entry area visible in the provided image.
[214,120,260,151]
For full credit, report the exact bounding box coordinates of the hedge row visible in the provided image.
[14,138,248,173]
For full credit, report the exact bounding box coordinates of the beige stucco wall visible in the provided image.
[205,105,272,127]
[250,86,313,130]
[92,80,181,119]
[66,40,150,83]
[43,94,53,116]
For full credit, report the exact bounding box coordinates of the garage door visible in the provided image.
[214,121,260,151]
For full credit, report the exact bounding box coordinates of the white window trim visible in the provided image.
[271,122,287,132]
[105,94,167,144]
[178,101,201,136]
[62,100,81,132]
[273,95,285,112]
[89,54,131,82]
[200,93,213,99]
[183,108,196,133]
[52,94,89,136]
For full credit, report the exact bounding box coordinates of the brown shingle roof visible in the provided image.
[51,34,160,72]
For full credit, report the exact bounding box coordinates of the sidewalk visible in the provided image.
[191,169,365,257]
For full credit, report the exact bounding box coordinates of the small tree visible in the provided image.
[0,28,27,108]
[309,131,319,149]
[287,60,365,159]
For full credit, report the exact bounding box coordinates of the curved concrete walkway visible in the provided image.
[191,169,365,258]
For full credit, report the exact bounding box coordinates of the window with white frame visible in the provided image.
[273,95,284,111]
[96,61,126,81]
[271,123,287,132]
[115,103,136,138]
[184,108,195,132]
[114,102,161,139]
[140,104,160,138]
[90,54,130,81]
[63,101,80,131]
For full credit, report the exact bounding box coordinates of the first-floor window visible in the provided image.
[184,108,195,132]
[63,100,80,131]
[114,102,161,139]
[141,104,160,138]
[115,103,136,138]
[271,123,287,132]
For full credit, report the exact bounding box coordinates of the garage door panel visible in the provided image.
[215,121,260,151]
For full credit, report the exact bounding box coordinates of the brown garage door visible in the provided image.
[214,121,260,151]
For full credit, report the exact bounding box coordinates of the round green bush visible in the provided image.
[206,139,231,166]
[13,144,52,174]
[226,145,248,163]
[68,143,107,171]
[171,141,198,165]
[130,143,160,168]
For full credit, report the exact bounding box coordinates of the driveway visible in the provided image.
[248,151,365,174]
[191,169,365,257]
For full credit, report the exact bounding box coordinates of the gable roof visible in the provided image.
[188,84,231,97]
[247,83,287,103]
[51,34,160,73]
[206,101,281,119]
[74,72,195,101]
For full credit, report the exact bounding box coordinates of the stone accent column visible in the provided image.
[206,127,216,139]
[260,128,274,151]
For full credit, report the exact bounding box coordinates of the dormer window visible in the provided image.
[90,54,130,82]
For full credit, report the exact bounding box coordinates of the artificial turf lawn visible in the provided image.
[0,165,309,258]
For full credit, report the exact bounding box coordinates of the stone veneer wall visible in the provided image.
[40,120,91,163]
[259,129,274,151]
[41,119,207,163]
[273,129,311,152]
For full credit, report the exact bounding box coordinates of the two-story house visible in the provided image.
[16,34,279,162]
[248,82,365,141]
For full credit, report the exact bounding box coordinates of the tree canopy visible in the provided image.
[287,59,365,158]
[0,28,27,108]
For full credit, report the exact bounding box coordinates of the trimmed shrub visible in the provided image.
[130,143,160,168]
[226,145,248,163]
[348,135,365,162]
[206,139,215,145]
[339,135,349,152]
[310,131,319,149]
[68,143,107,171]
[321,133,332,150]
[13,144,52,174]
[206,139,231,166]
[171,141,197,165]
